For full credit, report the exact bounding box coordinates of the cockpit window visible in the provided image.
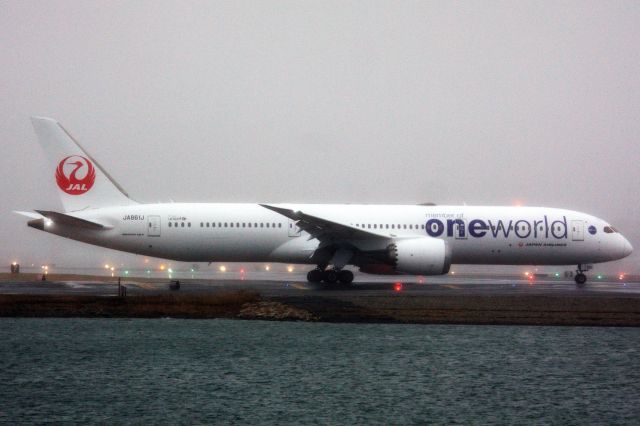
[604,226,616,233]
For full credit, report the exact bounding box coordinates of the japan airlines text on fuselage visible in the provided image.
[18,117,633,285]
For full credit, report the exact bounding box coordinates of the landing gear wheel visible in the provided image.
[307,269,323,283]
[338,270,354,285]
[322,269,338,284]
[575,273,587,286]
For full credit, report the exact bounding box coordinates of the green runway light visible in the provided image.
[124,270,129,275]
[597,275,603,279]
[554,273,560,277]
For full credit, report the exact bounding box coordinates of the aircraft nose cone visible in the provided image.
[623,238,633,258]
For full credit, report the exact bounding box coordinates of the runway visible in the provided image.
[1,273,639,297]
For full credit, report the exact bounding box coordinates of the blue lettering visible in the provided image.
[551,216,568,239]
[487,219,513,238]
[426,219,444,237]
[468,219,488,238]
[423,215,567,240]
[544,215,549,238]
[533,220,543,238]
[514,220,531,238]
[446,219,466,238]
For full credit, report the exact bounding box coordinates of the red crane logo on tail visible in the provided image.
[55,156,96,195]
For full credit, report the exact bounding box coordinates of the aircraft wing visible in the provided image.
[260,203,386,242]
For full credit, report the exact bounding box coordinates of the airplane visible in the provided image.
[16,117,633,286]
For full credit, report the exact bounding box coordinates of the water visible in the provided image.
[1,319,639,425]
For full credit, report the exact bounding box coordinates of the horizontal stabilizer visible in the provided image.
[35,210,111,230]
[14,210,45,220]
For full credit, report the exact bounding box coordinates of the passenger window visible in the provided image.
[278,223,282,228]
[181,222,185,228]
[266,223,270,228]
[188,223,191,227]
[230,223,234,228]
[248,223,252,228]
[168,222,172,227]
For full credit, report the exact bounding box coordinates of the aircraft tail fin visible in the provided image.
[30,117,137,212]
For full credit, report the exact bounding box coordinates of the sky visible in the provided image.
[1,1,639,273]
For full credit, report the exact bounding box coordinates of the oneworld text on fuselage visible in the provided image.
[426,215,569,239]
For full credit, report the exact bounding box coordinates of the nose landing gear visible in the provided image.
[575,264,587,286]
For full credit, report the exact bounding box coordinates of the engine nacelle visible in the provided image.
[388,237,451,275]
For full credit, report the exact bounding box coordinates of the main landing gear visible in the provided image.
[307,267,354,285]
[575,264,587,286]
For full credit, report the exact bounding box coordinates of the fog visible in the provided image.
[1,1,638,273]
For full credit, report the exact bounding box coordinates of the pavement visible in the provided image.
[1,272,638,298]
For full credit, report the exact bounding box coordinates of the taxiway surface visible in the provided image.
[1,273,638,297]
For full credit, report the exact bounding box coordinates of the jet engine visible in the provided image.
[387,237,451,275]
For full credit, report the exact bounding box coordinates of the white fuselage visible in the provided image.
[37,204,632,267]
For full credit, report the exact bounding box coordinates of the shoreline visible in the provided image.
[2,292,640,326]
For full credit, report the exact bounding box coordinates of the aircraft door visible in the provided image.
[288,219,301,237]
[571,220,584,241]
[148,215,161,237]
